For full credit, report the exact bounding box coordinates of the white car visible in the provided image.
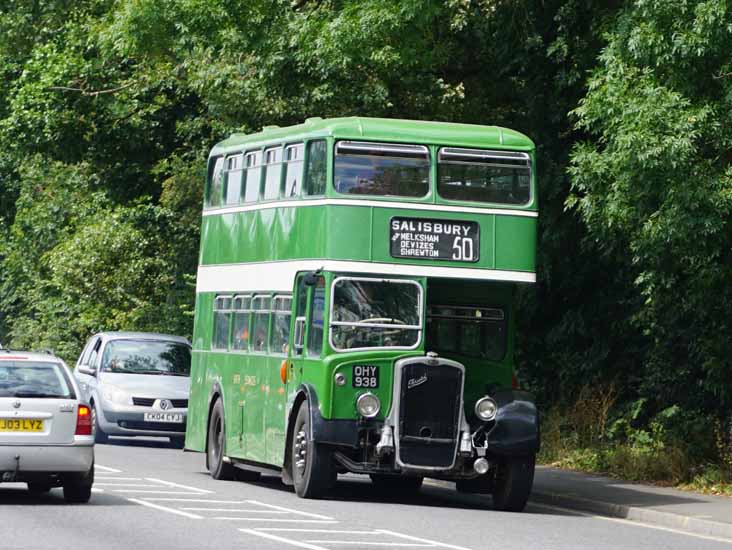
[0,349,94,502]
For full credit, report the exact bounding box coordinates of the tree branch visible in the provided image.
[48,82,134,96]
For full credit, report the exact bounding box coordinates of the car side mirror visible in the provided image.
[77,364,97,376]
[293,317,306,354]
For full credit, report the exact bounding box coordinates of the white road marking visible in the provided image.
[239,529,330,550]
[145,477,213,493]
[257,529,377,534]
[127,498,203,519]
[96,483,163,487]
[95,476,143,481]
[143,498,249,504]
[94,464,122,473]
[216,517,338,523]
[113,490,205,494]
[181,508,289,513]
[529,502,732,545]
[378,530,474,550]
[246,499,335,520]
[307,542,430,547]
[91,488,104,493]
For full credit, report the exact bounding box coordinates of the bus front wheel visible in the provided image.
[207,398,235,480]
[491,453,535,512]
[291,401,336,498]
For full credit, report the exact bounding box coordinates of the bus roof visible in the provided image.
[211,117,535,157]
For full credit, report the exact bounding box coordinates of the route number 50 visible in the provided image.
[452,236,475,261]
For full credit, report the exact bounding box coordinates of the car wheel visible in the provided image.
[491,454,535,512]
[291,401,336,498]
[91,404,108,444]
[206,399,235,480]
[27,482,52,495]
[63,463,94,504]
[370,474,423,494]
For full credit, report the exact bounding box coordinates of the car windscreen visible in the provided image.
[100,340,191,376]
[334,141,429,197]
[0,361,74,398]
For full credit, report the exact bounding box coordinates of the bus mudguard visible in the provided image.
[291,384,359,447]
[485,389,540,455]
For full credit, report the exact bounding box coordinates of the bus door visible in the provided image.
[286,274,326,448]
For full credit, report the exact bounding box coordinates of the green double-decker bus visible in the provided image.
[185,117,540,511]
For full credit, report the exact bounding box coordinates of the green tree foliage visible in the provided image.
[569,0,732,411]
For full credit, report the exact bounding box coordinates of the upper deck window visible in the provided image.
[438,148,531,205]
[207,157,225,208]
[330,277,422,351]
[243,151,262,203]
[304,140,327,196]
[263,147,283,200]
[334,141,429,198]
[224,154,244,205]
[283,144,304,198]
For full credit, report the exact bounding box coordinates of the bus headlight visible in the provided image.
[474,396,497,421]
[356,393,381,418]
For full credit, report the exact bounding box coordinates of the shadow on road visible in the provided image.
[0,485,134,507]
[97,436,180,450]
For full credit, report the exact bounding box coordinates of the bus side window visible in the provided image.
[304,140,327,196]
[284,144,304,198]
[243,151,262,203]
[251,295,271,352]
[270,295,292,354]
[306,276,325,356]
[225,154,244,205]
[206,157,225,207]
[212,295,233,350]
[263,147,283,200]
[231,295,251,351]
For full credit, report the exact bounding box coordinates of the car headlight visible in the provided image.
[101,386,129,405]
[356,392,381,418]
[474,396,498,421]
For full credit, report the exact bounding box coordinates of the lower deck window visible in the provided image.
[427,306,506,361]
[213,295,232,350]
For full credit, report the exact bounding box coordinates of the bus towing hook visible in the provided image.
[375,425,394,456]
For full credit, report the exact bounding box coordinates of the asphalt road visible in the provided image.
[1,438,730,550]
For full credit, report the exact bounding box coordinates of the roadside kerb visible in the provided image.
[529,490,732,541]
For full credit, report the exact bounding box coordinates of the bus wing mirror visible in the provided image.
[294,317,306,354]
[303,270,321,286]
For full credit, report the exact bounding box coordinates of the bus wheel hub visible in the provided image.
[294,430,307,473]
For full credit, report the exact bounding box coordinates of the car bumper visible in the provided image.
[0,443,94,474]
[98,406,187,437]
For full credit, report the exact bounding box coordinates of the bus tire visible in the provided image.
[291,401,336,498]
[207,398,235,480]
[491,453,535,512]
[370,474,423,494]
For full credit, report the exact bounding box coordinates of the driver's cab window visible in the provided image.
[427,306,507,361]
[306,276,326,357]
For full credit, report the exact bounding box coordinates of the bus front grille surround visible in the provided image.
[391,356,465,470]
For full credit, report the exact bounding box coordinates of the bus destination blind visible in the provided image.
[390,217,480,263]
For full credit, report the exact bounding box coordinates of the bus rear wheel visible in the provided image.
[491,454,535,512]
[291,401,336,498]
[207,399,235,480]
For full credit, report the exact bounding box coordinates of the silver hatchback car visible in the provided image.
[74,332,191,446]
[0,349,95,502]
